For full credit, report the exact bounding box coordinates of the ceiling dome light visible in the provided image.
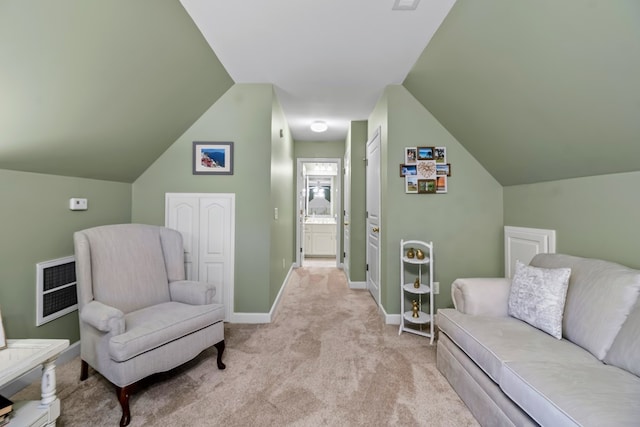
[310,121,328,133]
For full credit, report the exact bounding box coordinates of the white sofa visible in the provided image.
[436,253,640,427]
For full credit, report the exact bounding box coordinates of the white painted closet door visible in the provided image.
[165,195,199,280]
[198,197,232,315]
[166,193,234,321]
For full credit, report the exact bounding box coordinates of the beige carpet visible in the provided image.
[14,267,478,426]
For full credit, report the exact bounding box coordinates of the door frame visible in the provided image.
[295,158,342,268]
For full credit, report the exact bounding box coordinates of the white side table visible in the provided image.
[0,339,69,427]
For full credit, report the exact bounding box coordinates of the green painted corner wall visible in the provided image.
[270,93,295,303]
[132,84,276,313]
[369,86,503,314]
[504,171,640,269]
[345,121,368,282]
[294,140,346,159]
[0,169,131,341]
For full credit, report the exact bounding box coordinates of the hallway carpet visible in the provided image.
[14,267,478,426]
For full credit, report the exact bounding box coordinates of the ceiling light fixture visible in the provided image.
[392,0,420,11]
[310,121,328,133]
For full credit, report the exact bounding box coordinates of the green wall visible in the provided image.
[344,121,368,282]
[504,171,640,269]
[0,169,131,341]
[270,93,295,302]
[404,0,640,186]
[294,140,345,159]
[369,86,503,313]
[132,84,285,314]
[0,0,233,182]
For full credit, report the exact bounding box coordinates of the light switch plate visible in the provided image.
[69,198,88,211]
[433,281,440,294]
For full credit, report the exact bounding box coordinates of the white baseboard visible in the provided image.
[0,340,80,397]
[349,280,366,290]
[380,304,401,325]
[228,263,294,324]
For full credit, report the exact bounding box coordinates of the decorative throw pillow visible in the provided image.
[508,260,572,339]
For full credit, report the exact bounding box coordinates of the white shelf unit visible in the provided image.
[398,239,434,344]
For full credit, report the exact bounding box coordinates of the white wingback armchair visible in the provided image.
[74,224,225,426]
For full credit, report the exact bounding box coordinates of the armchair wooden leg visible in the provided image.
[116,385,132,427]
[80,359,89,381]
[214,340,226,370]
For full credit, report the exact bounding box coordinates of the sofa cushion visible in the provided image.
[501,361,640,427]
[508,261,571,339]
[604,301,640,377]
[437,309,598,384]
[109,301,225,362]
[530,254,640,360]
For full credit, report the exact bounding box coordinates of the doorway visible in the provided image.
[296,158,342,268]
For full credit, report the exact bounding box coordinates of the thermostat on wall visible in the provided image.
[69,198,88,211]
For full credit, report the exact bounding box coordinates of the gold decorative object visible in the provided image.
[406,248,415,259]
[412,300,420,318]
[416,249,425,260]
[413,277,420,289]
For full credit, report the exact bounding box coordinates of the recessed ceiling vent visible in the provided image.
[392,0,420,11]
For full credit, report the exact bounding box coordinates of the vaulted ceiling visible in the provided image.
[0,0,232,182]
[1,0,638,185]
[405,0,640,186]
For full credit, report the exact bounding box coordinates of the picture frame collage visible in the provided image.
[400,146,451,194]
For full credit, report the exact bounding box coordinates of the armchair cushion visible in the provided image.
[109,301,225,362]
[83,224,171,313]
[169,280,216,305]
[80,300,125,334]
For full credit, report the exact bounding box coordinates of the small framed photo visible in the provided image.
[405,147,417,164]
[193,142,234,175]
[417,146,434,160]
[418,179,436,194]
[0,308,6,349]
[405,176,418,193]
[434,147,447,164]
[436,176,448,193]
[436,163,451,176]
[400,164,417,177]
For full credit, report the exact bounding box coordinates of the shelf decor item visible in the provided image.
[412,300,420,318]
[399,239,435,344]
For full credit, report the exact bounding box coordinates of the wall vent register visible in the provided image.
[36,256,77,326]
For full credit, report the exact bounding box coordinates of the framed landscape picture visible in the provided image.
[193,141,234,175]
[400,164,417,177]
[405,176,418,193]
[418,179,436,194]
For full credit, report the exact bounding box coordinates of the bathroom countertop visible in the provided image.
[304,218,337,225]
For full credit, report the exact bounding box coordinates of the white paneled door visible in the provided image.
[166,193,235,321]
[366,128,381,306]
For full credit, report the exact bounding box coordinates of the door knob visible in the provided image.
[372,227,380,233]
[344,222,349,226]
